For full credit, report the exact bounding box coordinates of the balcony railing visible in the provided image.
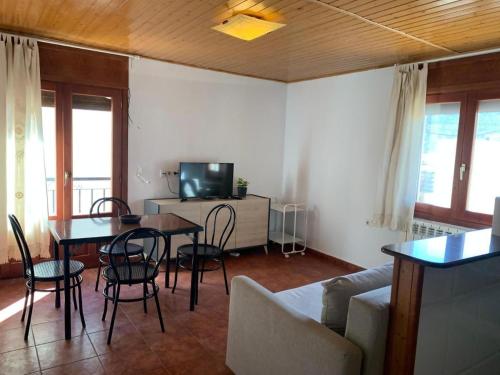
[46,177,111,216]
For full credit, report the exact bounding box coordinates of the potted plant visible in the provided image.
[236,177,249,198]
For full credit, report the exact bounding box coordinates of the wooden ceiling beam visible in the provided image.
[307,0,458,53]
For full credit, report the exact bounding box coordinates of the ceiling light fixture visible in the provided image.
[212,14,285,41]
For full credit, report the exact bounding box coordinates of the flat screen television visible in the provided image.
[179,162,234,200]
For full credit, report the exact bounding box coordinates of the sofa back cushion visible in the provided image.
[321,263,393,334]
[274,280,324,323]
[345,286,391,375]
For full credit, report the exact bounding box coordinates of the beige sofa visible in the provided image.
[226,276,391,375]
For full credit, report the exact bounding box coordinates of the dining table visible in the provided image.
[48,213,204,340]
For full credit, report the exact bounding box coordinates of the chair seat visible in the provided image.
[103,263,158,284]
[27,260,84,281]
[99,242,143,256]
[177,244,222,258]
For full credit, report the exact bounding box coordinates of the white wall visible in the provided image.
[128,58,287,213]
[283,68,403,268]
[128,58,402,268]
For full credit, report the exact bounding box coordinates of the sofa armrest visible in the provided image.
[226,276,362,375]
[344,286,391,375]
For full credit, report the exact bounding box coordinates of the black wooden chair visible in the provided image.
[90,197,144,292]
[101,227,167,344]
[172,204,235,296]
[8,214,86,340]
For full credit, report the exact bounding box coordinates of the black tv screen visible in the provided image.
[179,162,234,199]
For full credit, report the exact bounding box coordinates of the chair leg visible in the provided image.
[24,288,35,341]
[139,253,150,295]
[200,256,206,283]
[21,288,29,322]
[143,282,148,314]
[95,258,102,292]
[172,254,180,294]
[72,277,78,310]
[107,285,120,345]
[54,281,60,308]
[102,282,110,321]
[77,277,86,328]
[152,281,165,332]
[221,255,229,295]
[164,259,168,288]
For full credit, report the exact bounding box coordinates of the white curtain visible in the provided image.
[372,63,428,231]
[0,34,49,263]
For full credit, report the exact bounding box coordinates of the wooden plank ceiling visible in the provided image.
[1,0,500,82]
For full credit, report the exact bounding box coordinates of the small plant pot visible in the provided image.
[237,186,247,197]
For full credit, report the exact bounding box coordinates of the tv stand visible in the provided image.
[144,195,270,255]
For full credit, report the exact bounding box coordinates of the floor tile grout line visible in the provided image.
[34,334,98,371]
[36,354,100,372]
[33,333,43,374]
[94,352,107,374]
[125,290,172,374]
[32,330,87,347]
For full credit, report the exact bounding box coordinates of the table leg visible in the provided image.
[63,244,71,340]
[190,232,199,311]
[53,240,60,308]
[165,235,171,288]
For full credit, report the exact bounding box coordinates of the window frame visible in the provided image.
[415,89,500,228]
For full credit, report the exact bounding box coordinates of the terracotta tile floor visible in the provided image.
[0,246,352,374]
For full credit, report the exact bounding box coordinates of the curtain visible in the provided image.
[0,34,49,263]
[372,63,428,231]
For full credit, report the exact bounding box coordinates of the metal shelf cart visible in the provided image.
[269,202,307,258]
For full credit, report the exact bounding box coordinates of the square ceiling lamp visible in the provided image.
[212,14,285,41]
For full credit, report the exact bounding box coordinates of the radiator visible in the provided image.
[408,219,470,240]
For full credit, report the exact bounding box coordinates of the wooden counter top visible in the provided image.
[382,229,500,268]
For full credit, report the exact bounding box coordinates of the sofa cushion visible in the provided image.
[275,281,324,323]
[345,286,391,375]
[321,263,393,334]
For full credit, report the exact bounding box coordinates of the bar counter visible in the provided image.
[382,229,500,375]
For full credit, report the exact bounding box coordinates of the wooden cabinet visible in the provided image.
[144,195,270,256]
[235,198,269,248]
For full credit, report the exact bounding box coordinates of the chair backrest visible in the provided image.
[107,227,167,285]
[204,204,236,251]
[89,197,131,217]
[8,215,34,279]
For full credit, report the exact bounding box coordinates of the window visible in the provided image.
[466,99,500,215]
[415,91,500,227]
[41,90,57,217]
[40,84,123,220]
[71,94,113,216]
[417,101,460,208]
